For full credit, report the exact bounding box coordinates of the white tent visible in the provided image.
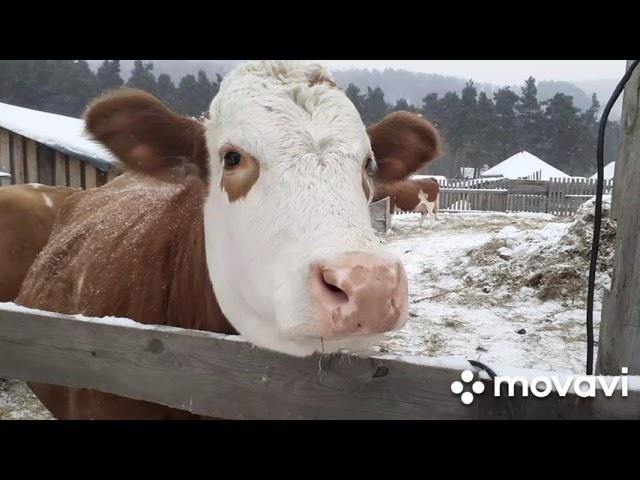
[590,162,615,181]
[481,151,569,181]
[0,101,118,171]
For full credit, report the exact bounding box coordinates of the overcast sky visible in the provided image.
[313,60,627,85]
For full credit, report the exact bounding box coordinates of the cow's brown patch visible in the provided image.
[219,145,260,202]
[308,74,337,88]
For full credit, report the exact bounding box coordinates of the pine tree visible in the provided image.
[421,93,441,126]
[156,73,177,109]
[515,76,544,155]
[345,83,366,120]
[393,98,417,113]
[362,87,388,125]
[96,60,123,93]
[475,91,499,171]
[175,74,199,116]
[126,60,157,95]
[543,93,583,174]
[493,86,519,160]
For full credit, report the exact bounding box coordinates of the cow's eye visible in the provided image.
[224,151,242,169]
[364,156,373,171]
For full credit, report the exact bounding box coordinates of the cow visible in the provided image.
[367,112,443,228]
[15,61,442,420]
[0,184,80,302]
[376,177,440,227]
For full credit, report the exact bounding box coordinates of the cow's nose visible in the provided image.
[309,252,408,337]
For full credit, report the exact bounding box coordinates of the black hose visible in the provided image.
[468,359,517,420]
[586,60,640,375]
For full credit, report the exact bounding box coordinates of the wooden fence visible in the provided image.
[1,305,639,420]
[0,127,119,189]
[394,177,615,216]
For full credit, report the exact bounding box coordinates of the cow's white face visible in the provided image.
[84,60,442,358]
[202,61,406,356]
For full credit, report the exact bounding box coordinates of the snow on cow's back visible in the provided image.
[16,171,232,333]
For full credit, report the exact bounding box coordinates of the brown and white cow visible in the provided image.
[376,177,441,227]
[0,184,79,302]
[367,111,443,227]
[16,61,441,419]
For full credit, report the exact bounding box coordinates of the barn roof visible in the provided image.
[481,151,569,181]
[590,162,615,181]
[0,102,119,172]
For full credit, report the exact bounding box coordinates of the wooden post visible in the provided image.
[25,139,38,184]
[84,164,97,189]
[0,128,11,180]
[54,151,67,186]
[37,144,55,185]
[597,61,640,375]
[68,157,83,188]
[369,197,391,234]
[11,133,25,184]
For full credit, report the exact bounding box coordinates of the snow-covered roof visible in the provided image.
[411,174,448,185]
[0,102,119,172]
[0,170,10,178]
[481,151,569,181]
[590,162,615,181]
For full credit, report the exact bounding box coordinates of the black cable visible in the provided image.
[586,60,640,375]
[468,359,517,420]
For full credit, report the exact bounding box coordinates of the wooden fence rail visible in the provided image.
[394,178,615,216]
[1,305,639,419]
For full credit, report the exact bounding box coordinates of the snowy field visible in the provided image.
[0,198,613,419]
[375,207,610,374]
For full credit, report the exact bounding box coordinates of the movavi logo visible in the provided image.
[451,368,629,404]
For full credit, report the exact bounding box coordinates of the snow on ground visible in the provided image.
[374,199,613,375]
[0,378,53,420]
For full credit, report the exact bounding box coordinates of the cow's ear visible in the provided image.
[84,88,208,180]
[367,111,442,182]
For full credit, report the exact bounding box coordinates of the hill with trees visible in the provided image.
[0,60,619,178]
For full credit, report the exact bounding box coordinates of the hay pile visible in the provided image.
[455,196,616,307]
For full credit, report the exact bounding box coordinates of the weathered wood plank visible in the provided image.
[25,139,38,184]
[10,133,25,184]
[54,151,67,186]
[0,128,11,181]
[597,61,640,375]
[68,157,82,188]
[84,165,97,189]
[1,306,639,420]
[369,197,390,234]
[37,144,55,185]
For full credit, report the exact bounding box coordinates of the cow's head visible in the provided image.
[85,61,441,357]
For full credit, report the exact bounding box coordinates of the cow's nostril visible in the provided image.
[320,272,349,303]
